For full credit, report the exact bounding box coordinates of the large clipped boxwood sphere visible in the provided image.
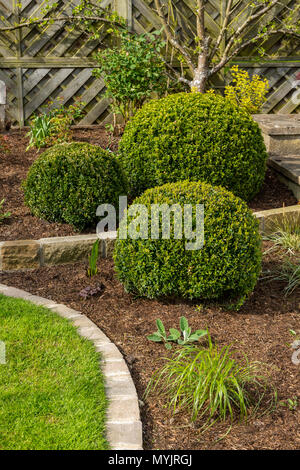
[118,93,268,201]
[114,181,262,305]
[23,142,127,230]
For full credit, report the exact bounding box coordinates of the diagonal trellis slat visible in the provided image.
[0,0,299,127]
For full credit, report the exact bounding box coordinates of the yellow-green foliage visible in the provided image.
[23,142,127,230]
[225,65,269,114]
[118,93,268,201]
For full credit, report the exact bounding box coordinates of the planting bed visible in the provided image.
[1,243,299,450]
[0,128,297,242]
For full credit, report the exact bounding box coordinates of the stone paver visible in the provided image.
[0,283,142,450]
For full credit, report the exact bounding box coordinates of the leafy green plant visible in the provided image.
[114,181,262,307]
[0,198,11,223]
[272,258,300,296]
[88,239,100,277]
[225,65,269,114]
[147,317,207,350]
[93,29,167,124]
[145,335,276,430]
[26,99,85,150]
[23,142,127,230]
[118,93,268,200]
[280,397,298,412]
[263,213,300,255]
[26,113,53,150]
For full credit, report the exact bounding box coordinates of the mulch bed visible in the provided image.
[1,245,299,450]
[0,128,297,242]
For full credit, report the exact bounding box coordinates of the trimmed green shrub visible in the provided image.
[23,142,127,230]
[118,92,268,201]
[114,181,262,306]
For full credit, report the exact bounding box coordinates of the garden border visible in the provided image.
[0,283,143,450]
[0,205,299,272]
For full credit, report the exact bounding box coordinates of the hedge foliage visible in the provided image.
[23,142,127,230]
[118,93,268,201]
[114,181,262,306]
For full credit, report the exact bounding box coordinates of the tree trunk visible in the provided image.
[190,50,209,92]
[190,67,208,92]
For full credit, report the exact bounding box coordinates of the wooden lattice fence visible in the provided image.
[0,0,299,127]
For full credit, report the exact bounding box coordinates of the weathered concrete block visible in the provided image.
[106,421,143,448]
[254,204,300,234]
[253,114,300,155]
[0,240,40,271]
[107,396,140,422]
[49,304,82,319]
[40,234,100,266]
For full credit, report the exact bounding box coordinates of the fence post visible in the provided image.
[114,0,133,30]
[0,80,6,130]
[13,0,24,128]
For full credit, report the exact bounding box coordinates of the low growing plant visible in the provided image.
[263,213,300,255]
[26,99,85,150]
[272,258,300,296]
[88,239,100,277]
[0,198,11,223]
[147,317,207,350]
[280,397,298,412]
[225,65,269,114]
[145,335,276,431]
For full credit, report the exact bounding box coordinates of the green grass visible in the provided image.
[263,213,300,255]
[0,294,108,450]
[145,335,276,432]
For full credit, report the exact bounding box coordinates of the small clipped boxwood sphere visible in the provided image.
[118,93,268,201]
[23,142,127,230]
[114,181,262,305]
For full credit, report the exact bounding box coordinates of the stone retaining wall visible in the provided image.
[0,206,299,272]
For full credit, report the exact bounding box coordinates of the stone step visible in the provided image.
[268,154,300,200]
[253,114,300,156]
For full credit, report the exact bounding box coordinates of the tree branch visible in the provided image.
[0,15,124,32]
[211,28,300,75]
[154,0,195,74]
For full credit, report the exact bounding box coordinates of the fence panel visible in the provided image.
[0,0,299,127]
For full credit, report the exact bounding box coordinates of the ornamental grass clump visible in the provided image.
[114,181,262,307]
[118,92,268,200]
[145,336,276,430]
[23,142,127,230]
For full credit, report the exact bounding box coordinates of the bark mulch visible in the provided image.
[1,245,299,450]
[0,128,297,242]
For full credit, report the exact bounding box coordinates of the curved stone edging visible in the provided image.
[0,283,143,450]
[0,205,299,272]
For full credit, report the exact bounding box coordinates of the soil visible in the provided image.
[0,128,297,242]
[1,245,299,450]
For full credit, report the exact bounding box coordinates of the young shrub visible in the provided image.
[114,181,262,306]
[0,198,11,223]
[26,99,85,150]
[23,142,127,230]
[145,336,276,429]
[118,92,268,201]
[93,29,167,125]
[225,65,269,114]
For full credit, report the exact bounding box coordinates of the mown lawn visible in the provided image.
[0,294,108,450]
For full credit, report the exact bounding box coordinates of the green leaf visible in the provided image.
[165,342,172,350]
[194,329,208,338]
[168,328,181,340]
[156,319,166,339]
[147,334,163,343]
[180,316,189,333]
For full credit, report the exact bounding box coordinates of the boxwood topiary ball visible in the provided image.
[23,142,127,230]
[118,93,268,201]
[114,180,262,306]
